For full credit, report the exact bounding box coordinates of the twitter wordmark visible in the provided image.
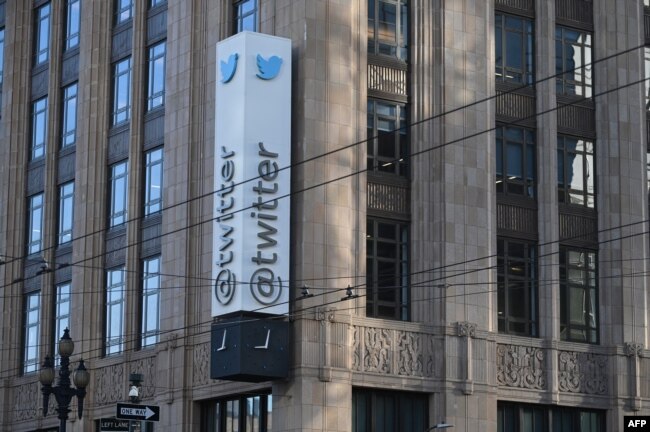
[220,53,239,83]
[256,54,282,80]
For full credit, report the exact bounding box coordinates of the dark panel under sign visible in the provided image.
[211,315,288,382]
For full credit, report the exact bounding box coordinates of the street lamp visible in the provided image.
[425,422,453,431]
[39,328,90,432]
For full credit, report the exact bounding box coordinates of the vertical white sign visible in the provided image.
[212,32,292,317]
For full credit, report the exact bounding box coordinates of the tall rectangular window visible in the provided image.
[112,57,132,125]
[142,256,161,347]
[115,0,133,24]
[555,26,592,97]
[23,292,41,374]
[352,389,427,431]
[368,0,408,61]
[496,125,536,198]
[109,161,129,227]
[144,148,163,215]
[0,28,5,84]
[147,42,166,110]
[498,402,604,432]
[645,47,650,110]
[27,193,44,255]
[61,83,78,147]
[234,0,258,33]
[106,267,125,355]
[64,0,80,50]
[557,135,595,208]
[34,3,51,65]
[497,238,537,336]
[367,99,408,177]
[366,218,409,320]
[58,182,75,245]
[560,247,598,344]
[31,97,48,160]
[495,13,534,84]
[54,282,71,366]
[201,394,273,431]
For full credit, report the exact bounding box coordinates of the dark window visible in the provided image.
[497,402,604,432]
[560,247,598,343]
[141,256,160,347]
[23,292,41,374]
[496,126,536,198]
[58,181,75,245]
[367,99,408,177]
[352,389,427,432]
[61,82,78,147]
[105,267,125,355]
[555,26,592,97]
[234,0,257,33]
[366,218,409,320]
[495,13,534,85]
[31,97,48,160]
[368,0,408,61]
[64,0,80,50]
[27,193,44,255]
[34,3,51,65]
[201,394,273,432]
[147,42,166,110]
[109,161,129,227]
[115,0,132,24]
[53,282,71,366]
[144,148,163,215]
[112,57,132,125]
[557,135,595,208]
[497,238,537,336]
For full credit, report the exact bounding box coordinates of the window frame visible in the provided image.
[233,0,258,33]
[0,27,5,85]
[496,125,536,198]
[61,82,78,148]
[31,96,48,160]
[366,218,409,321]
[557,134,595,209]
[27,193,45,255]
[367,0,408,61]
[105,267,126,356]
[57,181,75,245]
[64,0,80,51]
[147,41,166,111]
[201,393,273,432]
[34,3,51,66]
[559,247,599,344]
[367,99,408,177]
[144,147,163,216]
[109,161,129,228]
[555,26,593,97]
[141,256,161,348]
[23,291,41,374]
[498,402,604,432]
[352,389,428,432]
[112,57,132,126]
[114,0,133,25]
[53,282,71,366]
[495,12,534,85]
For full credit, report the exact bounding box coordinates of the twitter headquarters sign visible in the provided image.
[212,32,291,317]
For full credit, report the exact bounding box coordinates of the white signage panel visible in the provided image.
[212,32,291,317]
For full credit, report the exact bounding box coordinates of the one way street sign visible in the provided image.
[116,403,160,422]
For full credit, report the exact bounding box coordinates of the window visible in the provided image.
[367,99,408,177]
[27,193,44,255]
[144,148,163,215]
[560,247,598,343]
[115,0,132,24]
[58,182,75,245]
[34,3,51,65]
[498,402,604,432]
[366,218,409,320]
[141,256,160,347]
[496,126,536,198]
[368,0,408,61]
[54,282,71,366]
[557,135,595,208]
[150,0,166,8]
[201,394,273,431]
[352,389,427,432]
[112,57,132,125]
[31,97,48,160]
[645,47,650,110]
[0,28,5,84]
[61,83,78,147]
[109,161,129,227]
[64,0,80,50]
[147,42,166,110]
[497,238,537,336]
[23,292,41,374]
[106,267,125,355]
[555,26,592,97]
[234,0,257,33]
[495,13,534,84]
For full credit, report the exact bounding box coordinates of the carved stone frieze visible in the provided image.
[130,356,156,400]
[625,342,644,357]
[496,344,546,389]
[13,382,38,421]
[352,326,361,371]
[95,363,125,405]
[192,341,211,386]
[457,321,477,338]
[558,351,607,394]
[397,331,424,376]
[363,328,392,373]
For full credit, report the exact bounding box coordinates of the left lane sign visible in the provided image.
[116,403,160,422]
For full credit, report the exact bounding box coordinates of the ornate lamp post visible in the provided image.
[39,328,90,432]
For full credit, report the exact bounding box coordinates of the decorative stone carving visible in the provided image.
[352,326,361,371]
[363,328,392,373]
[558,351,607,394]
[625,342,644,357]
[13,382,38,421]
[130,356,156,400]
[427,337,443,378]
[192,341,211,386]
[95,363,125,405]
[397,331,424,376]
[496,344,546,389]
[457,321,477,337]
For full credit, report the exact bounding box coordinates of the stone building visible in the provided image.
[0,0,649,431]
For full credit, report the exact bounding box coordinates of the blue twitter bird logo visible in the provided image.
[220,53,239,83]
[256,54,283,80]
